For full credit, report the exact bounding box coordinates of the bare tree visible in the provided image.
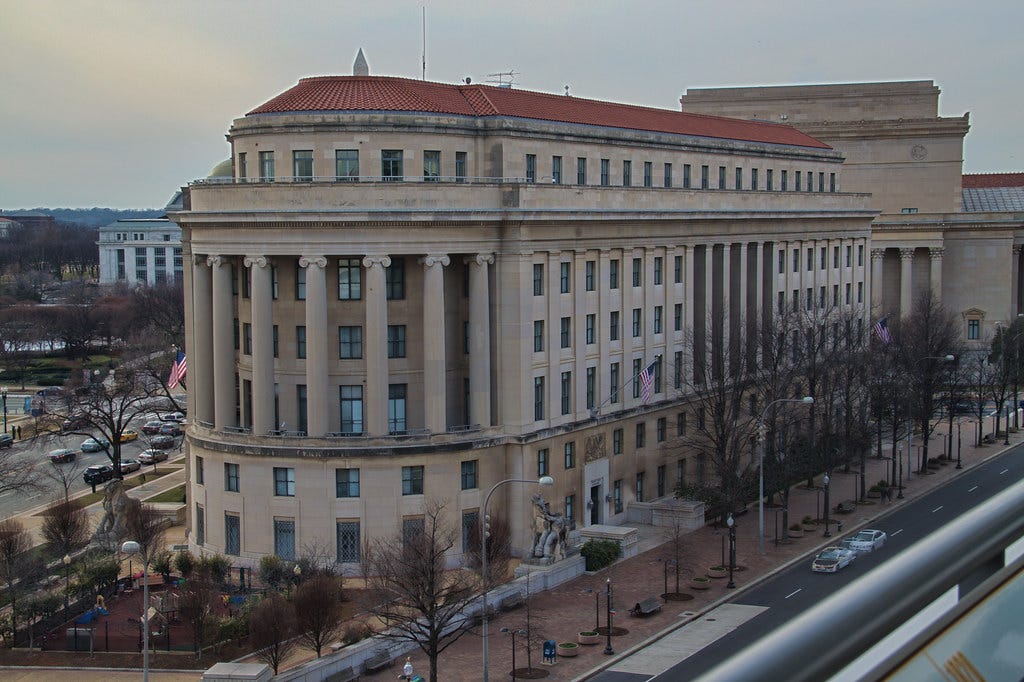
[250,593,298,674]
[361,500,478,682]
[465,512,512,587]
[179,562,219,657]
[292,574,345,657]
[120,498,169,561]
[0,519,32,639]
[41,498,89,560]
[40,457,86,503]
[0,446,41,498]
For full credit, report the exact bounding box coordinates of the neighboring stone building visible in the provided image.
[97,216,183,286]
[170,57,875,568]
[680,81,1024,345]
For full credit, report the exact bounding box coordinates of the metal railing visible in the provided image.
[693,478,1024,682]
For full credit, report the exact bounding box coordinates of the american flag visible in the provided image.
[640,361,655,403]
[167,351,187,389]
[872,316,893,345]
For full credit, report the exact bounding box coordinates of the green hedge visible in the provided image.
[580,539,622,571]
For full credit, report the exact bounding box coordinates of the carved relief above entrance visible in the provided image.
[584,433,606,463]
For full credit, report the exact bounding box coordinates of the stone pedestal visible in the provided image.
[578,524,640,559]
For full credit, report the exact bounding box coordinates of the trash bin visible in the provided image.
[543,639,557,662]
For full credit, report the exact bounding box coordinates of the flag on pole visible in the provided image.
[872,316,892,345]
[167,351,187,389]
[640,361,655,404]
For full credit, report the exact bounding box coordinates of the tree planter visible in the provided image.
[690,577,711,590]
[788,526,804,538]
[707,566,728,579]
[802,523,818,532]
[558,642,579,657]
[578,631,601,645]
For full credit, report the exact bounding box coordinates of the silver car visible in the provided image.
[848,529,887,553]
[812,546,857,573]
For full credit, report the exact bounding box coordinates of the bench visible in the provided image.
[365,652,392,673]
[500,593,524,611]
[630,597,662,617]
[834,500,856,514]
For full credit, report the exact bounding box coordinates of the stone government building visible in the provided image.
[171,58,1018,568]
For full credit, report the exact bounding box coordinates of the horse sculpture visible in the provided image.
[531,493,569,561]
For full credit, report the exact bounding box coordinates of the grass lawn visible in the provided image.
[147,484,185,504]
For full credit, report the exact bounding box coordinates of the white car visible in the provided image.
[811,546,857,573]
[137,449,169,465]
[848,529,887,553]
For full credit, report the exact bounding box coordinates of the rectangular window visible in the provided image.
[735,167,743,190]
[339,325,363,359]
[654,306,663,334]
[195,456,205,485]
[819,286,826,308]
[455,151,467,181]
[781,169,788,191]
[534,376,545,420]
[833,284,839,306]
[766,168,774,191]
[613,428,623,455]
[674,350,683,389]
[846,282,852,304]
[560,316,571,348]
[423,150,441,181]
[657,417,666,443]
[657,465,666,497]
[967,319,980,339]
[565,494,575,523]
[385,258,405,300]
[403,517,425,545]
[387,325,406,358]
[295,262,306,300]
[225,514,240,555]
[560,262,571,293]
[674,303,682,332]
[664,162,672,187]
[242,268,251,298]
[795,170,802,191]
[259,151,274,181]
[338,258,362,299]
[336,468,360,497]
[633,358,643,398]
[534,320,544,352]
[340,385,363,434]
[335,149,358,181]
[674,255,683,283]
[388,384,407,434]
[273,467,295,496]
[819,172,825,192]
[586,313,596,344]
[461,460,478,490]
[336,521,360,563]
[238,152,247,180]
[600,158,610,186]
[644,161,653,187]
[834,245,840,268]
[552,155,562,184]
[577,157,587,185]
[242,323,252,355]
[636,422,646,448]
[636,472,645,503]
[533,263,544,296]
[402,466,424,495]
[793,249,799,272]
[858,281,864,303]
[846,245,852,267]
[654,256,663,285]
[610,363,620,404]
[537,448,549,476]
[632,257,642,287]
[683,163,692,189]
[586,367,596,410]
[830,172,836,192]
[585,260,595,290]
[677,411,686,436]
[632,308,642,337]
[381,149,403,181]
[751,168,759,190]
[858,245,864,266]
[461,511,478,553]
[526,154,537,182]
[293,150,313,180]
[718,165,726,189]
[792,289,799,312]
[622,160,632,187]
[274,518,296,560]
[613,479,623,513]
[224,462,239,492]
[701,165,709,189]
[560,371,572,415]
[609,260,620,289]
[808,172,814,192]
[296,325,306,359]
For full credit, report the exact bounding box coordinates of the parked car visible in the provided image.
[848,529,887,553]
[159,411,186,423]
[141,420,164,435]
[811,546,857,573]
[138,449,168,464]
[119,429,139,443]
[119,458,141,474]
[48,448,77,463]
[80,437,111,453]
[158,423,182,437]
[83,464,116,485]
[0,433,12,448]
[149,435,176,450]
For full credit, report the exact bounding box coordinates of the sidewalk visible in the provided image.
[358,428,1021,682]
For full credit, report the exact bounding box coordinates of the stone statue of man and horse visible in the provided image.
[531,493,570,561]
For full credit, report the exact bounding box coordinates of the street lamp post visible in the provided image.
[500,628,526,679]
[758,396,814,554]
[121,540,149,682]
[584,587,601,630]
[956,420,963,469]
[603,578,614,656]
[823,474,832,537]
[1,387,7,434]
[726,514,736,589]
[481,476,554,682]
[62,554,71,619]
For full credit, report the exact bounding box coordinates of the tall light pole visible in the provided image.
[603,577,614,656]
[822,474,831,537]
[500,628,527,679]
[481,476,554,682]
[726,514,736,589]
[1,386,7,434]
[121,540,149,682]
[758,396,814,554]
[62,553,71,619]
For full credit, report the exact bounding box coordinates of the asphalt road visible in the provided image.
[589,442,1024,682]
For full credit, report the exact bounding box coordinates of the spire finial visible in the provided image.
[353,48,369,76]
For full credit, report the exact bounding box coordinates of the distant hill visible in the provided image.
[2,208,164,227]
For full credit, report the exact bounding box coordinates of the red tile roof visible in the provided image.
[248,76,830,150]
[962,173,1024,188]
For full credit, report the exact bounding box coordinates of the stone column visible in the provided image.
[421,255,450,433]
[1014,246,1022,317]
[684,245,695,337]
[721,243,731,375]
[467,253,494,428]
[363,256,391,436]
[245,255,275,435]
[899,248,915,318]
[300,256,329,436]
[871,248,884,311]
[208,255,235,430]
[191,255,214,425]
[929,248,944,302]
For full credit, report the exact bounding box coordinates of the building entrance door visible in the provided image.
[590,485,601,525]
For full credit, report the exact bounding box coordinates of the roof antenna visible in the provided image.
[564,85,570,96]
[421,5,426,80]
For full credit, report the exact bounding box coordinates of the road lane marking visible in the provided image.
[892,529,903,536]
[785,588,802,599]
[1000,469,1009,475]
[969,485,979,492]
[932,506,944,513]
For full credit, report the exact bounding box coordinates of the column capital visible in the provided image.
[871,248,885,261]
[299,255,327,269]
[1014,245,1023,256]
[362,255,392,269]
[928,247,945,261]
[206,255,230,268]
[192,254,208,267]
[466,253,495,267]
[243,255,271,269]
[898,248,915,261]
[421,254,451,268]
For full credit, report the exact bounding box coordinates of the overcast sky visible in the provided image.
[2,0,1021,209]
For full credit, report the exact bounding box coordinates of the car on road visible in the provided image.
[83,464,116,485]
[0,433,12,448]
[848,529,887,553]
[811,546,857,573]
[159,411,186,423]
[61,414,90,432]
[80,437,111,452]
[150,435,176,450]
[137,449,168,464]
[119,429,139,443]
[119,458,141,474]
[141,420,164,435]
[48,448,77,463]
[158,423,182,437]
